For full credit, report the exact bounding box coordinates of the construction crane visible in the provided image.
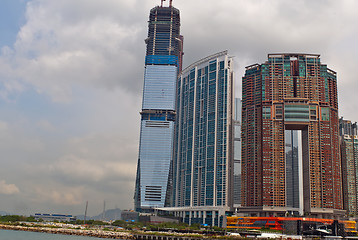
[161,0,173,7]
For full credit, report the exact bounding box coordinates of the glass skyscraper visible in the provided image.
[233,98,242,207]
[168,51,234,227]
[134,3,183,212]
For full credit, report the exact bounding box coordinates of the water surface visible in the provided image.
[0,229,107,240]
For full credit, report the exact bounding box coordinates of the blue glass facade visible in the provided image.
[171,51,234,225]
[142,65,178,110]
[138,120,175,207]
[134,5,183,212]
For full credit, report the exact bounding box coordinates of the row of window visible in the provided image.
[261,105,330,122]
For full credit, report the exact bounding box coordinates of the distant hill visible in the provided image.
[0,211,10,216]
[92,208,122,221]
[76,215,92,221]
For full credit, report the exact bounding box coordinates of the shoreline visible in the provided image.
[0,224,134,239]
[0,223,244,239]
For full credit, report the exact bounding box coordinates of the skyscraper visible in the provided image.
[339,117,358,215]
[241,54,344,218]
[168,51,234,226]
[134,1,183,212]
[233,98,242,207]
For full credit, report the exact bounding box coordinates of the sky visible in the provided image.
[1,0,358,217]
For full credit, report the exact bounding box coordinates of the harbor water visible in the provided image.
[0,229,111,240]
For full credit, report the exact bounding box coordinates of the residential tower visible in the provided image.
[340,117,358,215]
[241,54,343,218]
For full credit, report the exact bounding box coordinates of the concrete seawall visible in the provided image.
[133,235,204,240]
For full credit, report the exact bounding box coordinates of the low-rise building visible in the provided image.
[33,213,76,222]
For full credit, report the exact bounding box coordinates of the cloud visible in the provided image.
[32,186,84,206]
[51,155,136,183]
[50,133,138,183]
[0,180,20,195]
[0,85,140,214]
[0,0,147,103]
[12,132,139,214]
[0,122,45,155]
[37,119,56,132]
[0,121,8,131]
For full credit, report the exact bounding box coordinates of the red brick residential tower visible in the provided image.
[241,54,343,218]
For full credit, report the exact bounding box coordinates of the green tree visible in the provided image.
[0,215,27,223]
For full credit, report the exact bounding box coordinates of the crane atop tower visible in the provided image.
[160,0,173,7]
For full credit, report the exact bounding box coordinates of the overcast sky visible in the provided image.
[0,0,358,217]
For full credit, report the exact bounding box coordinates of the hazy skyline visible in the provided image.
[1,0,358,216]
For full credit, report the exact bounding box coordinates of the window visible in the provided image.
[284,104,309,122]
[275,105,283,120]
[200,99,204,118]
[145,186,162,202]
[263,106,271,119]
[310,105,317,121]
[321,107,330,121]
[145,121,170,128]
